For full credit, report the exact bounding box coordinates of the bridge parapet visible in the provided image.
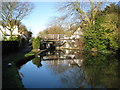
[44,34,65,40]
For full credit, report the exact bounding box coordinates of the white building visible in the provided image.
[70,27,83,39]
[0,29,3,41]
[0,25,19,40]
[0,25,27,41]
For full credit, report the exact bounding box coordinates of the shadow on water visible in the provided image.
[18,49,120,88]
[16,55,35,69]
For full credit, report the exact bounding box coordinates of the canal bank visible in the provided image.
[2,47,49,88]
[2,49,34,88]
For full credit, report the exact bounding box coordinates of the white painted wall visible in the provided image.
[66,43,70,48]
[0,25,19,35]
[0,25,19,40]
[70,27,83,39]
[0,31,3,41]
[5,26,18,35]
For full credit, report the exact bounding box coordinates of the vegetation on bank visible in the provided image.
[31,37,41,49]
[2,65,24,88]
[84,3,120,53]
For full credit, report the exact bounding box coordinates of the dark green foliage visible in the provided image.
[32,37,41,49]
[84,3,120,52]
[84,16,107,51]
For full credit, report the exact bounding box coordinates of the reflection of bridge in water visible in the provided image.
[40,49,84,68]
[40,34,82,50]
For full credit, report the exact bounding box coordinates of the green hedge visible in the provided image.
[32,37,41,49]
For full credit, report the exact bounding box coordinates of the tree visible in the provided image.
[32,37,41,49]
[57,0,103,30]
[98,3,119,50]
[18,23,27,34]
[84,3,120,51]
[28,31,33,39]
[1,1,33,40]
[39,26,65,39]
[46,17,63,28]
[39,17,67,38]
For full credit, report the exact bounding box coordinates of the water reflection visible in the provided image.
[32,56,42,68]
[83,52,120,88]
[18,49,120,88]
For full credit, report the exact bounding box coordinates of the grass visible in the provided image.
[2,64,24,88]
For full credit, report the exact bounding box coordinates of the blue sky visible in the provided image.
[22,2,60,37]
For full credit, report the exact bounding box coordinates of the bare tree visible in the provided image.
[1,1,33,39]
[46,17,64,28]
[57,0,104,30]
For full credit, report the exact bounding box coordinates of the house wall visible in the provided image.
[3,26,19,35]
[0,25,19,40]
[0,31,3,41]
[70,27,83,39]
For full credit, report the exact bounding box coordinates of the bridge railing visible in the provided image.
[44,34,65,40]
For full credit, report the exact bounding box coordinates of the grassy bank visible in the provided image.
[2,64,24,88]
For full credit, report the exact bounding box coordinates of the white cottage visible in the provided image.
[70,27,83,39]
[0,25,27,41]
[0,25,19,40]
[0,30,3,41]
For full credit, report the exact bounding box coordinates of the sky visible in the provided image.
[22,2,60,37]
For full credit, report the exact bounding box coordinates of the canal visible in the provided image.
[18,49,120,88]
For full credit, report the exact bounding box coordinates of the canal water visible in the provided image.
[18,49,120,88]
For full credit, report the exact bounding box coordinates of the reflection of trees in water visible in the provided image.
[58,53,120,88]
[60,67,88,88]
[83,53,120,88]
[46,60,73,74]
[46,59,88,88]
[32,57,42,68]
